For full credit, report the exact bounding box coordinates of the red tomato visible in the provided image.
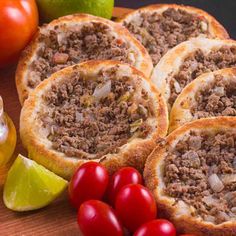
[0,0,38,68]
[115,184,157,232]
[77,200,123,236]
[68,162,109,208]
[106,167,143,205]
[134,219,176,236]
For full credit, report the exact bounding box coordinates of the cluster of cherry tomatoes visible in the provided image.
[68,162,194,236]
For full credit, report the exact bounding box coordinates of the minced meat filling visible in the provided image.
[190,74,236,118]
[40,66,153,159]
[164,131,236,224]
[169,46,236,106]
[124,8,210,65]
[28,22,134,89]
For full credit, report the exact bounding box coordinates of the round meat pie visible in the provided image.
[119,4,229,66]
[144,117,236,236]
[20,61,168,179]
[170,68,236,132]
[151,38,236,111]
[16,14,153,104]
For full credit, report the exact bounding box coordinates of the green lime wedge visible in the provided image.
[3,154,68,211]
[36,0,114,22]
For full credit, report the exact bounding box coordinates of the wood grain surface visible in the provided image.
[0,7,132,236]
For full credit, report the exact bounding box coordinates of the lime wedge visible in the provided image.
[3,154,68,211]
[36,0,114,22]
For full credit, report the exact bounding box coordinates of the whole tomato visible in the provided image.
[78,200,123,236]
[0,0,38,68]
[134,219,176,236]
[115,184,157,232]
[68,162,109,208]
[106,167,143,206]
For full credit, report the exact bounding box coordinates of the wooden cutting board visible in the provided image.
[0,7,132,236]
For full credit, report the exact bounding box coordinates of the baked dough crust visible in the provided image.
[151,38,236,110]
[144,117,236,236]
[20,60,168,179]
[16,14,153,105]
[170,67,236,132]
[118,4,229,40]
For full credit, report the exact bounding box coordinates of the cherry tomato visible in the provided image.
[0,0,38,68]
[134,219,176,236]
[106,167,143,205]
[115,184,157,232]
[77,200,123,236]
[68,162,109,208]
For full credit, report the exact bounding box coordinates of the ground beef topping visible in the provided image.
[40,66,154,159]
[169,46,236,106]
[190,74,236,118]
[123,8,210,65]
[164,131,236,224]
[27,22,135,89]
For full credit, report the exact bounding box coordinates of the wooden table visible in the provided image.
[0,7,132,236]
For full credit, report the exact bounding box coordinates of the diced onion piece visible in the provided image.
[208,174,224,193]
[175,200,191,217]
[231,207,236,214]
[200,21,208,31]
[225,191,236,202]
[130,119,143,133]
[93,80,111,101]
[202,196,219,206]
[174,81,181,93]
[221,174,236,185]
[213,86,225,96]
[75,112,83,122]
[128,52,135,63]
[204,215,215,223]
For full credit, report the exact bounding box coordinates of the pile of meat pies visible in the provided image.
[16,4,236,236]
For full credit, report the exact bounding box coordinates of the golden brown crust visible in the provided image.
[118,4,229,39]
[144,117,236,236]
[20,60,168,179]
[151,38,236,111]
[16,14,153,105]
[170,67,236,132]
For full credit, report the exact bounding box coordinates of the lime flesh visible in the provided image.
[36,0,114,22]
[3,154,68,211]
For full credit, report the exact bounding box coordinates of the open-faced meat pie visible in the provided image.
[144,117,236,236]
[16,14,153,104]
[170,68,236,131]
[119,4,229,65]
[20,61,168,179]
[151,38,236,110]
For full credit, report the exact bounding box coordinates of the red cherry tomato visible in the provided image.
[115,184,157,232]
[106,167,143,205]
[68,162,109,208]
[0,0,38,68]
[134,219,176,236]
[77,200,123,236]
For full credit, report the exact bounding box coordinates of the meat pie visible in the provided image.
[119,4,228,65]
[16,14,153,104]
[20,61,168,179]
[170,68,236,131]
[144,117,236,236]
[151,38,236,110]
